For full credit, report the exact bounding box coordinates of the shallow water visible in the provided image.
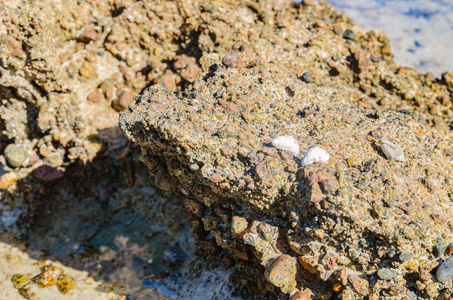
[326,0,453,77]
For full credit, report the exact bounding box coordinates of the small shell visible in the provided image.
[271,135,299,156]
[301,146,330,166]
[380,140,405,162]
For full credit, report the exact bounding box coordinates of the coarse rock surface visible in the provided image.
[0,0,452,299]
[120,57,453,299]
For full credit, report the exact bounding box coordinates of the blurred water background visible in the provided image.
[326,0,453,77]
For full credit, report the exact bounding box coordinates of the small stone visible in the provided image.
[377,268,399,281]
[87,89,103,103]
[301,71,313,83]
[180,63,202,82]
[4,144,29,168]
[32,165,64,181]
[298,256,319,274]
[222,53,242,68]
[231,216,248,235]
[405,259,419,270]
[425,282,439,298]
[34,264,63,288]
[79,61,97,78]
[343,29,355,40]
[265,254,297,293]
[44,152,64,168]
[78,26,97,43]
[434,244,448,257]
[399,251,413,262]
[436,256,453,282]
[57,274,75,294]
[350,276,369,296]
[113,90,136,111]
[290,291,311,300]
[11,274,31,289]
[333,25,343,35]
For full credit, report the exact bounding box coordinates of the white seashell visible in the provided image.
[380,140,405,162]
[271,135,299,156]
[301,146,330,166]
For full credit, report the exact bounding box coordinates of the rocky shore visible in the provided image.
[0,0,452,299]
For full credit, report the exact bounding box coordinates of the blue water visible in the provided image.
[326,0,453,76]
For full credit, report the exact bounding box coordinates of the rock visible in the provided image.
[264,255,297,293]
[434,244,448,257]
[87,89,103,103]
[120,59,453,299]
[350,276,369,296]
[298,256,319,274]
[57,274,75,294]
[377,268,399,281]
[180,63,202,82]
[32,165,64,181]
[222,53,242,68]
[290,291,311,300]
[231,216,248,235]
[343,29,355,40]
[436,256,453,282]
[301,71,313,83]
[4,144,29,168]
[113,90,136,111]
[399,251,413,262]
[78,26,97,43]
[79,61,97,78]
[43,151,64,168]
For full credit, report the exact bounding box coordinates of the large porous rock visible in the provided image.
[120,56,453,299]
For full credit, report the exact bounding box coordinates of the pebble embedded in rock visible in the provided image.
[434,244,448,257]
[343,29,355,40]
[222,53,242,68]
[399,251,413,262]
[87,89,103,103]
[79,61,97,78]
[4,144,29,168]
[290,291,311,300]
[32,165,64,181]
[78,26,97,43]
[377,268,399,281]
[113,90,136,111]
[44,152,64,168]
[436,256,453,282]
[264,254,297,293]
[180,63,202,82]
[301,71,313,83]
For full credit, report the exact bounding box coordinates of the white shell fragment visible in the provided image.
[380,140,405,162]
[271,135,299,156]
[301,146,330,166]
